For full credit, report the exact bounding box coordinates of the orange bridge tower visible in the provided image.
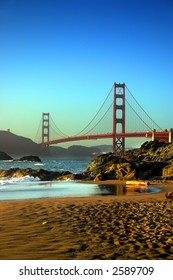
[112,83,125,153]
[42,112,50,146]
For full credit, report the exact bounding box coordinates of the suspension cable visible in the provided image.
[34,117,42,143]
[125,98,152,131]
[125,85,163,131]
[83,101,113,135]
[75,84,114,136]
[49,124,66,138]
[50,116,69,137]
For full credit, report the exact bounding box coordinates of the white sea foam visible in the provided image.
[34,163,44,166]
[0,175,40,187]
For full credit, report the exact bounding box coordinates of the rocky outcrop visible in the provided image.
[84,141,173,181]
[58,173,88,181]
[0,152,42,163]
[0,151,12,160]
[14,155,42,162]
[0,168,72,181]
[0,167,90,181]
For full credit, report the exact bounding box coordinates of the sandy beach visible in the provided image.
[0,181,173,260]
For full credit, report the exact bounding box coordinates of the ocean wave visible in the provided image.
[0,175,40,187]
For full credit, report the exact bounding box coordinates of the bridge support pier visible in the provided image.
[169,128,173,143]
[112,83,125,153]
[152,128,173,143]
[152,129,156,141]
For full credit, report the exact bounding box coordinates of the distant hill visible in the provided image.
[0,131,102,158]
[92,144,112,153]
[0,130,44,157]
[49,145,101,158]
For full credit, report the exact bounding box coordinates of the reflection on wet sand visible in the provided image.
[97,184,159,196]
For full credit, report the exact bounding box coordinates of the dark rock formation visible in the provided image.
[58,173,88,181]
[0,168,72,181]
[0,151,13,160]
[14,155,42,163]
[84,141,173,181]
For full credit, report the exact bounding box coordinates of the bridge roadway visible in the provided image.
[42,131,170,146]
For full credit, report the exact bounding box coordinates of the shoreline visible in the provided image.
[0,180,173,260]
[0,179,172,203]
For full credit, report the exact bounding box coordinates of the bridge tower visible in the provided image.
[112,83,125,153]
[42,112,50,146]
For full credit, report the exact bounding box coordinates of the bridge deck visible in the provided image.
[42,131,170,146]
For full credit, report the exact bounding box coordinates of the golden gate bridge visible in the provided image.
[35,83,172,152]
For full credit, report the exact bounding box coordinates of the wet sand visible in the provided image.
[0,181,173,260]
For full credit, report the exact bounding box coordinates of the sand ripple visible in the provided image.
[0,198,173,259]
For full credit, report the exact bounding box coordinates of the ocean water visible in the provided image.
[0,158,161,201]
[0,158,90,173]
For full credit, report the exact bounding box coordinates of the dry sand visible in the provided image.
[0,181,173,260]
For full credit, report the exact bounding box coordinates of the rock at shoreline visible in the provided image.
[58,173,88,181]
[0,151,12,161]
[0,152,42,163]
[84,141,173,181]
[0,168,72,181]
[16,155,42,163]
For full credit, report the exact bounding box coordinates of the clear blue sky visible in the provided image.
[0,0,172,148]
